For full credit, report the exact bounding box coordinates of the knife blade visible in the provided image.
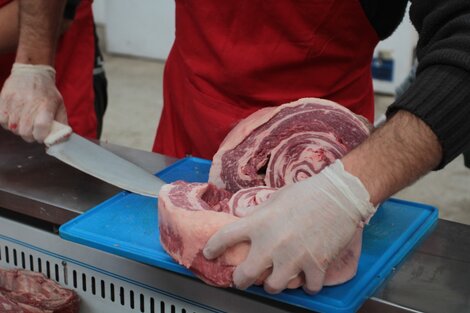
[44,121,166,198]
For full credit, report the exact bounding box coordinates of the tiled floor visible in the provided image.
[100,54,470,225]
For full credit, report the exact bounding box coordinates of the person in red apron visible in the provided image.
[0,0,107,139]
[154,1,378,160]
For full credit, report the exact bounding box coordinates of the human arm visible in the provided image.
[0,0,67,142]
[15,0,66,66]
[349,0,470,205]
[387,0,470,166]
[343,110,441,206]
[0,0,74,54]
[356,0,470,202]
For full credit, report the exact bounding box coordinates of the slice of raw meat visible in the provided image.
[0,269,79,313]
[209,98,370,192]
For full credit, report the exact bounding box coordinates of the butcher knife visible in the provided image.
[44,121,165,198]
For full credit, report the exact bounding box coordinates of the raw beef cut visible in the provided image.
[159,97,371,288]
[0,269,79,313]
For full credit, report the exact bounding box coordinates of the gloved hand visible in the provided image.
[203,160,375,294]
[0,63,67,143]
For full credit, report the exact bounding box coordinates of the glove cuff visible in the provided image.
[12,63,56,77]
[323,160,376,222]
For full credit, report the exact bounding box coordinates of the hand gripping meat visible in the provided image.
[204,160,375,294]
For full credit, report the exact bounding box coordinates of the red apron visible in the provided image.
[154,0,379,160]
[0,0,97,138]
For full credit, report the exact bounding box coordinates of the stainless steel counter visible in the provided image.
[0,129,176,225]
[1,129,469,313]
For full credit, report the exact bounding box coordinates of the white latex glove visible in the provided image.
[0,63,67,143]
[203,160,375,294]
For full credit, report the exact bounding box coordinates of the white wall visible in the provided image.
[92,0,106,25]
[372,5,418,95]
[92,0,175,61]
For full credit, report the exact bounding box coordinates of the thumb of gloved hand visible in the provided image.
[0,63,67,143]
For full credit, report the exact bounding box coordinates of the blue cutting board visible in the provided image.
[60,157,438,313]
